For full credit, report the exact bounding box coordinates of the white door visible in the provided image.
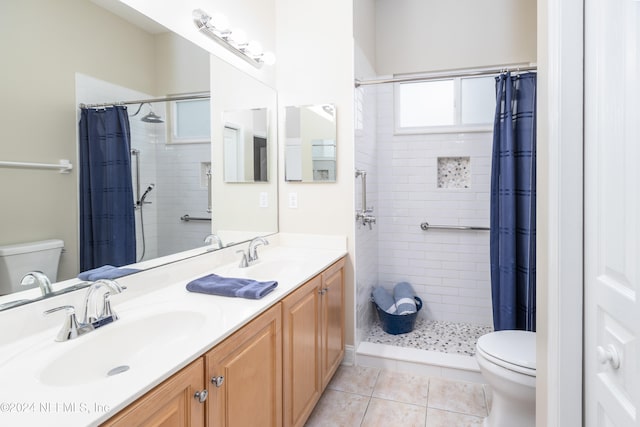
[584,0,640,425]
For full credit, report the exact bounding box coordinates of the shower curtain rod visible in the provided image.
[354,64,537,87]
[79,92,210,109]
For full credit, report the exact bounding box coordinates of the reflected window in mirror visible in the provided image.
[169,98,211,144]
[223,108,269,183]
[285,104,337,182]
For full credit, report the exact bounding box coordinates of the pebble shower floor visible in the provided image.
[366,319,494,356]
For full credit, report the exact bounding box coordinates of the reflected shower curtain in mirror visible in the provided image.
[490,72,537,332]
[79,106,136,271]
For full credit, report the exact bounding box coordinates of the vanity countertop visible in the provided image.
[0,233,347,427]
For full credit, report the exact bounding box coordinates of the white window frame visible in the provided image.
[394,76,495,135]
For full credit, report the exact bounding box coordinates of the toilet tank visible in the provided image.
[0,239,64,295]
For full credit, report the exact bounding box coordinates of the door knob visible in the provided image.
[596,344,620,369]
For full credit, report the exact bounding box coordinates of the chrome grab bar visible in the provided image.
[181,214,211,222]
[420,222,489,231]
[355,169,376,229]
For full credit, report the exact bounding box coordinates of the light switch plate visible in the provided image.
[288,192,298,208]
[259,192,268,208]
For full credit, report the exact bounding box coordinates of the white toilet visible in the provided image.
[476,330,536,427]
[0,239,64,295]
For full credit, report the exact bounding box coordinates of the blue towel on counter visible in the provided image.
[372,286,397,314]
[394,282,417,315]
[78,265,141,281]
[186,273,278,300]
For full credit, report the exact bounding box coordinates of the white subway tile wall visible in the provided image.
[375,84,493,326]
[355,84,380,347]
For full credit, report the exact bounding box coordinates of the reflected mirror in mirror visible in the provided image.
[285,104,337,182]
[223,108,269,183]
[0,0,278,309]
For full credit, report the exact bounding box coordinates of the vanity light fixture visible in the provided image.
[192,9,276,69]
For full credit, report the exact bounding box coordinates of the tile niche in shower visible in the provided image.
[437,156,471,189]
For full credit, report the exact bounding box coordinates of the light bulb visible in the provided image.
[231,29,247,46]
[246,40,263,56]
[261,51,276,66]
[211,13,229,31]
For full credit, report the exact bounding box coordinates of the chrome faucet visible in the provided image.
[204,233,224,250]
[82,279,127,327]
[236,237,269,268]
[20,271,53,296]
[43,279,126,342]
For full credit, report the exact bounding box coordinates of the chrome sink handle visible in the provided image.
[236,249,249,268]
[43,305,94,342]
[82,279,127,326]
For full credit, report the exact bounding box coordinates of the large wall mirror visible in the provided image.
[0,0,278,309]
[285,104,337,182]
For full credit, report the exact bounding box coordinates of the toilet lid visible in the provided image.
[477,330,536,371]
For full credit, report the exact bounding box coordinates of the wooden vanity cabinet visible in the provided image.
[102,257,344,427]
[205,304,282,427]
[102,358,206,427]
[282,258,345,427]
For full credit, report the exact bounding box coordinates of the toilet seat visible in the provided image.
[476,330,536,377]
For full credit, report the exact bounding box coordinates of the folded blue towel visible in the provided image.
[394,282,417,315]
[372,286,397,314]
[78,265,141,281]
[186,273,278,300]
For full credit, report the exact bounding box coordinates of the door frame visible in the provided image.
[538,0,584,425]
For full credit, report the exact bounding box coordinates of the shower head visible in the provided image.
[130,103,164,123]
[138,183,155,205]
[141,110,164,123]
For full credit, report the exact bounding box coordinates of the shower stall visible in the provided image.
[353,66,532,377]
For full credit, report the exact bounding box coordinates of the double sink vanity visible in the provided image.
[0,234,347,427]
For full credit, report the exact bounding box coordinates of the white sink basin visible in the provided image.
[39,310,207,387]
[215,259,302,281]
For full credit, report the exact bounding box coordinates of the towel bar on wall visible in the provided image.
[180,214,211,222]
[420,222,489,231]
[0,159,72,173]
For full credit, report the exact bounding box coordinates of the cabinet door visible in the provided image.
[103,358,205,427]
[205,304,282,427]
[282,275,322,427]
[320,258,345,389]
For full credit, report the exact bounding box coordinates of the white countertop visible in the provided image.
[0,233,347,426]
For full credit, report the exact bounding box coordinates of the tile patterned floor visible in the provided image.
[305,365,491,427]
[365,319,494,356]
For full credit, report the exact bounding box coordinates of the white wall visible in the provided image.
[1,0,157,281]
[276,0,356,344]
[375,0,537,75]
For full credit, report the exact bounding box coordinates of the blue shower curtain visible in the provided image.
[490,72,537,332]
[79,106,136,271]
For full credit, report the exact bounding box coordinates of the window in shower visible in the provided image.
[168,98,211,144]
[395,75,495,134]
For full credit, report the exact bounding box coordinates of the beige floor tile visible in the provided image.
[371,369,430,406]
[425,408,484,427]
[327,364,381,396]
[427,377,488,417]
[304,389,369,427]
[361,398,427,427]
